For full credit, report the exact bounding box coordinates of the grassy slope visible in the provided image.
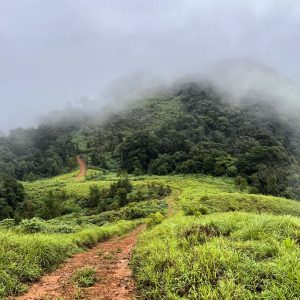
[132,175,300,299]
[25,172,300,218]
[23,169,113,200]
[4,172,300,298]
[133,213,300,299]
[1,171,168,297]
[23,169,162,201]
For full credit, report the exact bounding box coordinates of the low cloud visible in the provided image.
[1,0,300,131]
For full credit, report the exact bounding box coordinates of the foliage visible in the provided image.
[2,172,300,298]
[83,177,169,216]
[39,191,66,220]
[1,82,300,198]
[0,174,25,220]
[0,125,77,180]
[146,212,165,227]
[16,218,80,234]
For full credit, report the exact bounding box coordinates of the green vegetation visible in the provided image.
[2,80,300,299]
[1,171,300,298]
[72,267,98,287]
[0,172,170,297]
[0,173,25,220]
[172,175,300,217]
[1,81,300,199]
[132,175,300,299]
[0,125,77,180]
[8,171,169,221]
[0,219,136,297]
[133,213,300,299]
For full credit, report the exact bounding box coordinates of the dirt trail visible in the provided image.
[15,225,145,300]
[75,155,87,181]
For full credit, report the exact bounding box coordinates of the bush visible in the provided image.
[146,212,165,227]
[39,191,65,220]
[18,217,47,233]
[183,203,210,216]
[235,175,248,191]
[0,218,16,229]
[0,174,25,220]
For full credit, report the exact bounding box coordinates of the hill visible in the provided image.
[2,64,300,296]
[1,72,300,204]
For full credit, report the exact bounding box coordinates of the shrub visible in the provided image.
[146,212,165,227]
[18,217,47,233]
[0,218,16,229]
[235,175,248,191]
[39,191,65,220]
[0,174,25,220]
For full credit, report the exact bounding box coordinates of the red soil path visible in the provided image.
[15,225,145,300]
[75,155,87,181]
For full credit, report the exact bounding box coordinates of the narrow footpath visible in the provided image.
[75,155,87,181]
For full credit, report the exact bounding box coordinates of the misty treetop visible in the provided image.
[1,81,300,199]
[0,124,77,180]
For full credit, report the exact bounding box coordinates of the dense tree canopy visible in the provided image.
[0,125,77,180]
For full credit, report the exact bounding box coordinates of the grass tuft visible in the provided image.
[72,267,98,287]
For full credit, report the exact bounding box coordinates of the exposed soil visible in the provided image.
[14,225,145,300]
[75,155,87,181]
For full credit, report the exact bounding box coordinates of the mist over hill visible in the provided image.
[27,59,300,129]
[207,59,300,114]
[1,60,300,200]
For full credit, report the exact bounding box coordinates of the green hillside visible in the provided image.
[1,171,300,297]
[1,81,300,206]
[133,212,300,299]
[1,80,300,298]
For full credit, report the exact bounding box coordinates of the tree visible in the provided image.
[0,174,25,220]
[40,191,65,219]
[235,176,248,191]
[87,185,102,209]
[119,131,159,173]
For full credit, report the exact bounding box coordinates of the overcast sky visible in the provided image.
[1,0,300,132]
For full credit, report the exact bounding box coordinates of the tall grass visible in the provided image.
[19,173,300,299]
[132,213,300,299]
[0,220,137,297]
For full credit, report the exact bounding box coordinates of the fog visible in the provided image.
[1,0,300,132]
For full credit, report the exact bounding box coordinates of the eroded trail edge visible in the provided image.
[16,225,145,300]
